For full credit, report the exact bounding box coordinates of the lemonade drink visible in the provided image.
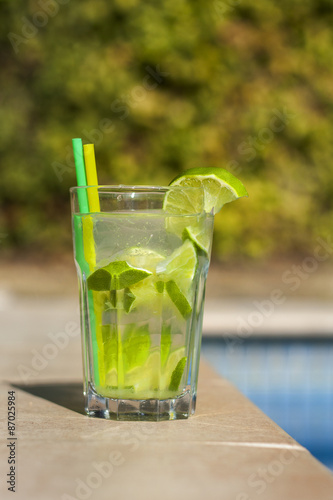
[71,186,214,420]
[71,168,247,421]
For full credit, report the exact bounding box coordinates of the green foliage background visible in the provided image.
[1,0,333,261]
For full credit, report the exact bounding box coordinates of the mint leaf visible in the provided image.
[87,268,111,291]
[123,288,135,313]
[88,261,152,291]
[104,261,151,289]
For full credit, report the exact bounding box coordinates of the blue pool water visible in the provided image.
[201,337,333,471]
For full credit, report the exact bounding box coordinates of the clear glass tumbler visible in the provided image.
[70,185,214,421]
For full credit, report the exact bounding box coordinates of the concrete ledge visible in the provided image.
[1,363,332,500]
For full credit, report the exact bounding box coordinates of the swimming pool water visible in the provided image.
[201,337,333,471]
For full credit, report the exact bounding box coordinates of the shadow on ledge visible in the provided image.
[12,382,85,415]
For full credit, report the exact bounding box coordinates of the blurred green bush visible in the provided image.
[1,0,333,260]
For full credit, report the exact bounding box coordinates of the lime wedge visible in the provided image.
[165,280,192,319]
[125,347,186,395]
[164,347,186,381]
[121,351,160,394]
[129,275,162,312]
[115,247,165,272]
[163,185,204,216]
[88,260,151,291]
[182,224,212,255]
[156,239,197,294]
[169,356,187,391]
[169,167,248,215]
[155,240,197,314]
[103,346,187,398]
[103,247,166,313]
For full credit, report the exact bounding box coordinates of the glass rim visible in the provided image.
[69,184,203,194]
[70,184,207,216]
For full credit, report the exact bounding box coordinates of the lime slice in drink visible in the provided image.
[103,346,187,398]
[169,356,187,391]
[157,239,197,292]
[122,352,160,395]
[156,240,197,314]
[165,280,192,319]
[164,347,187,394]
[169,167,248,215]
[110,247,165,312]
[116,247,165,273]
[155,240,197,316]
[164,346,186,379]
[182,224,212,255]
[145,347,187,393]
[122,323,151,372]
[122,346,187,397]
[154,279,192,318]
[129,276,162,312]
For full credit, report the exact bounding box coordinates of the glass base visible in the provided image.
[85,383,196,421]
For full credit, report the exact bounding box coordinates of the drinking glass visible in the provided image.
[70,185,214,421]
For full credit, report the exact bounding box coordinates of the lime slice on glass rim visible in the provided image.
[162,183,206,245]
[164,167,248,253]
[168,167,248,215]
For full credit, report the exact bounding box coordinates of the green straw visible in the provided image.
[72,138,89,213]
[72,137,89,264]
[72,138,100,387]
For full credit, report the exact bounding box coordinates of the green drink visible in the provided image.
[71,186,213,420]
[70,168,247,421]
